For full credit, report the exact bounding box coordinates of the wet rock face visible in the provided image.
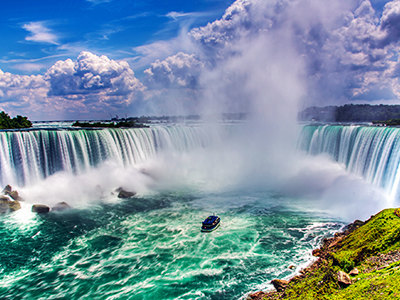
[8,190,22,201]
[0,185,23,214]
[247,291,266,300]
[32,204,50,214]
[115,187,136,199]
[271,279,289,292]
[0,195,21,214]
[2,185,12,194]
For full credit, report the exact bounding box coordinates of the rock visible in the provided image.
[0,196,21,213]
[290,275,303,282]
[289,265,296,270]
[116,187,136,199]
[312,249,323,257]
[8,190,22,201]
[8,200,21,211]
[2,185,23,201]
[353,220,365,226]
[344,219,365,232]
[349,268,359,276]
[328,236,343,248]
[247,291,266,299]
[32,204,50,213]
[52,202,71,212]
[271,279,289,292]
[337,270,352,285]
[2,185,12,194]
[0,197,8,214]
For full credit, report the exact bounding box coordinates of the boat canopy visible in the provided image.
[202,216,218,225]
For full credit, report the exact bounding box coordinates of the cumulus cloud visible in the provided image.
[0,69,48,115]
[375,0,400,47]
[189,0,255,56]
[186,0,400,106]
[144,52,204,89]
[22,22,58,44]
[45,51,144,98]
[5,0,400,119]
[0,52,146,119]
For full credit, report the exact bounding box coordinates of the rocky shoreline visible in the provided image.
[0,185,137,215]
[248,209,400,299]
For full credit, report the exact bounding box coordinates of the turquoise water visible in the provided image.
[0,190,340,299]
[5,123,390,299]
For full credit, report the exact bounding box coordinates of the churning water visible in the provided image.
[0,123,395,299]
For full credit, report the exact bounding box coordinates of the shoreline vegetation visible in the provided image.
[0,111,32,129]
[299,104,400,124]
[372,119,400,126]
[71,120,149,128]
[248,208,400,299]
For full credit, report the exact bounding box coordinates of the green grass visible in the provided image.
[332,261,400,299]
[264,209,400,299]
[333,209,400,272]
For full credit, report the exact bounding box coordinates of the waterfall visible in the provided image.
[0,126,212,187]
[299,125,400,199]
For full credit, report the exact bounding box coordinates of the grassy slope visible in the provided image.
[266,209,400,299]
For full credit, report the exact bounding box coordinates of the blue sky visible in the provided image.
[1,0,400,120]
[0,0,232,74]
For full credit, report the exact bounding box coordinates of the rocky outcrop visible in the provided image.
[2,184,23,201]
[247,291,267,300]
[8,190,21,201]
[337,270,352,286]
[52,202,71,212]
[32,204,50,213]
[0,185,22,214]
[0,195,21,213]
[349,268,359,276]
[115,187,136,199]
[2,185,12,194]
[271,279,289,292]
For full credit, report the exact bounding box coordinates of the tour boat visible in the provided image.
[201,215,220,232]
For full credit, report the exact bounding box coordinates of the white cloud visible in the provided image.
[0,69,49,116]
[166,11,195,20]
[22,22,58,44]
[12,63,46,72]
[144,52,204,89]
[45,51,144,98]
[6,0,400,119]
[0,52,146,119]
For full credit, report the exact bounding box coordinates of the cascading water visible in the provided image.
[0,126,211,187]
[299,125,400,200]
[0,123,367,299]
